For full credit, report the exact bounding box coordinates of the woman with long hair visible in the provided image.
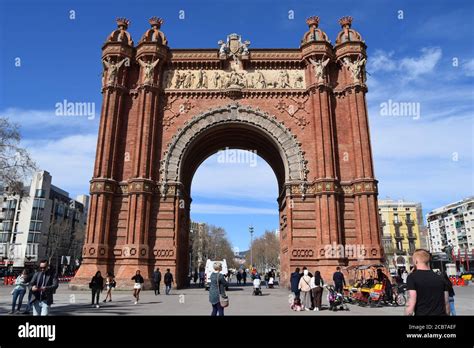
[131,270,144,304]
[103,272,115,303]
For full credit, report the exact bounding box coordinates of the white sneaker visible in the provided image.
[304,308,310,311]
[96,304,100,308]
[313,307,319,311]
[134,301,138,305]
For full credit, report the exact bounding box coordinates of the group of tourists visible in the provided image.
[6,248,456,317]
[290,267,327,311]
[289,249,456,316]
[90,268,175,306]
[7,259,59,316]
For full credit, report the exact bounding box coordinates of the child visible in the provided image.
[291,297,304,311]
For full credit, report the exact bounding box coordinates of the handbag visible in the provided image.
[216,273,229,308]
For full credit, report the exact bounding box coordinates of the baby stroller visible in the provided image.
[326,285,349,311]
[253,278,263,295]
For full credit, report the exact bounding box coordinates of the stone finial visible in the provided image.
[116,17,131,30]
[339,16,353,28]
[149,17,164,28]
[306,16,320,28]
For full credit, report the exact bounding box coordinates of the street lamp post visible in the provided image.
[249,226,254,268]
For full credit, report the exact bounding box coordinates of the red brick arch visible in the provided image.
[71,16,384,290]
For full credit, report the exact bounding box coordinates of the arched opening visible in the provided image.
[178,125,287,288]
[161,104,308,287]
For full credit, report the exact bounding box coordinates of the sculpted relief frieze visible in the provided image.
[162,68,306,91]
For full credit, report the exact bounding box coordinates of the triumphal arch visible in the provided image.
[71,16,383,289]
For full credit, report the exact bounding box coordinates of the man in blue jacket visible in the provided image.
[290,267,302,299]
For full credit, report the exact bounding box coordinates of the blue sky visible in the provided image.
[0,0,473,250]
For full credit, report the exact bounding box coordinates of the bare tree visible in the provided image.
[246,230,280,272]
[190,223,237,269]
[0,117,36,192]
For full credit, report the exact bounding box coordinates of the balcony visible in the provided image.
[406,218,415,226]
[393,220,402,227]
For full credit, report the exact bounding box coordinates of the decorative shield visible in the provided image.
[228,34,241,55]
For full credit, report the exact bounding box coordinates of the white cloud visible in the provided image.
[463,58,474,77]
[400,47,442,80]
[368,47,442,81]
[23,134,97,197]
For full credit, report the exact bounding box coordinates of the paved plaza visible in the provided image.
[1,282,473,316]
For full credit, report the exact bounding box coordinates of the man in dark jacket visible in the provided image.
[29,260,59,316]
[164,269,174,295]
[290,267,302,299]
[153,268,162,295]
[333,266,346,294]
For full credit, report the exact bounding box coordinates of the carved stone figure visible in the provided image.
[278,70,290,88]
[309,57,330,83]
[218,40,228,57]
[256,71,266,88]
[139,58,160,84]
[294,75,304,88]
[196,69,208,88]
[213,71,222,89]
[103,57,127,85]
[342,54,366,84]
[165,70,174,88]
[183,71,194,88]
[241,40,250,56]
[175,72,185,89]
[247,74,255,88]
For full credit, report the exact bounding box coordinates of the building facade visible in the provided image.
[72,15,383,289]
[378,199,423,270]
[427,197,474,255]
[0,171,88,270]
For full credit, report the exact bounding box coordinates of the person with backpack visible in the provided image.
[298,268,312,311]
[164,269,174,295]
[152,268,162,295]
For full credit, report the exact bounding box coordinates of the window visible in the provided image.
[27,232,40,243]
[35,189,45,198]
[406,213,411,221]
[0,233,11,243]
[394,214,399,223]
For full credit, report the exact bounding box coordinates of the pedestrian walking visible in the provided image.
[236,271,242,285]
[332,267,346,294]
[290,267,302,300]
[164,268,174,295]
[103,272,115,303]
[22,270,34,314]
[199,270,205,288]
[242,270,247,285]
[29,260,58,316]
[310,270,324,311]
[209,262,228,316]
[153,268,162,295]
[298,268,312,311]
[131,270,144,304]
[405,249,450,316]
[9,269,29,314]
[193,269,198,284]
[89,271,104,308]
[442,272,456,316]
